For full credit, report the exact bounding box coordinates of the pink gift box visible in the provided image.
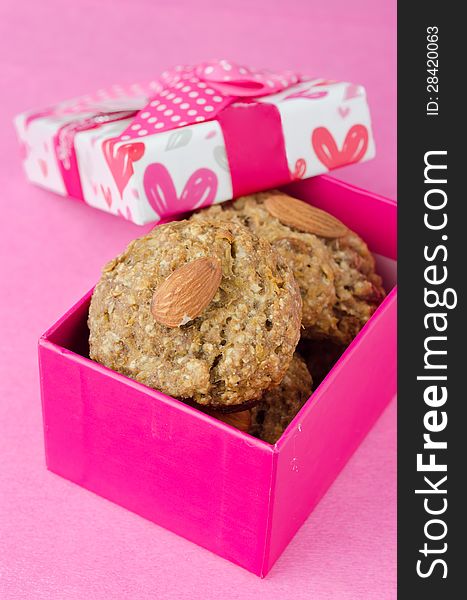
[38,175,397,577]
[15,61,375,225]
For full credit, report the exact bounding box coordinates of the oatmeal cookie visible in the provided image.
[322,226,386,343]
[250,353,313,444]
[88,219,302,408]
[192,191,385,344]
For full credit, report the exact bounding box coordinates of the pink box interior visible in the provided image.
[38,175,397,577]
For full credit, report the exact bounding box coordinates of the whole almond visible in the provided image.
[264,194,348,238]
[209,409,251,432]
[151,257,222,327]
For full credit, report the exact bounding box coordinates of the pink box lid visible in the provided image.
[14,60,376,225]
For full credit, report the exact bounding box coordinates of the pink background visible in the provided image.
[0,1,396,598]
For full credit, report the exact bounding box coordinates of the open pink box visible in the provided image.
[38,175,397,577]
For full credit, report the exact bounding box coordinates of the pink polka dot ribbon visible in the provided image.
[118,60,301,141]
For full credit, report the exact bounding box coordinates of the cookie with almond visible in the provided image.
[191,191,385,345]
[88,219,302,408]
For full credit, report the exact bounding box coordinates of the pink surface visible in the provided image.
[0,0,396,598]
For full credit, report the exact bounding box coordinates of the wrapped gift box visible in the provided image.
[38,175,397,576]
[15,61,375,224]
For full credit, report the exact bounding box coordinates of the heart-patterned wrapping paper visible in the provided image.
[14,62,375,225]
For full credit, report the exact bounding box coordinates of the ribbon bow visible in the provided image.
[32,61,307,204]
[118,60,301,141]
